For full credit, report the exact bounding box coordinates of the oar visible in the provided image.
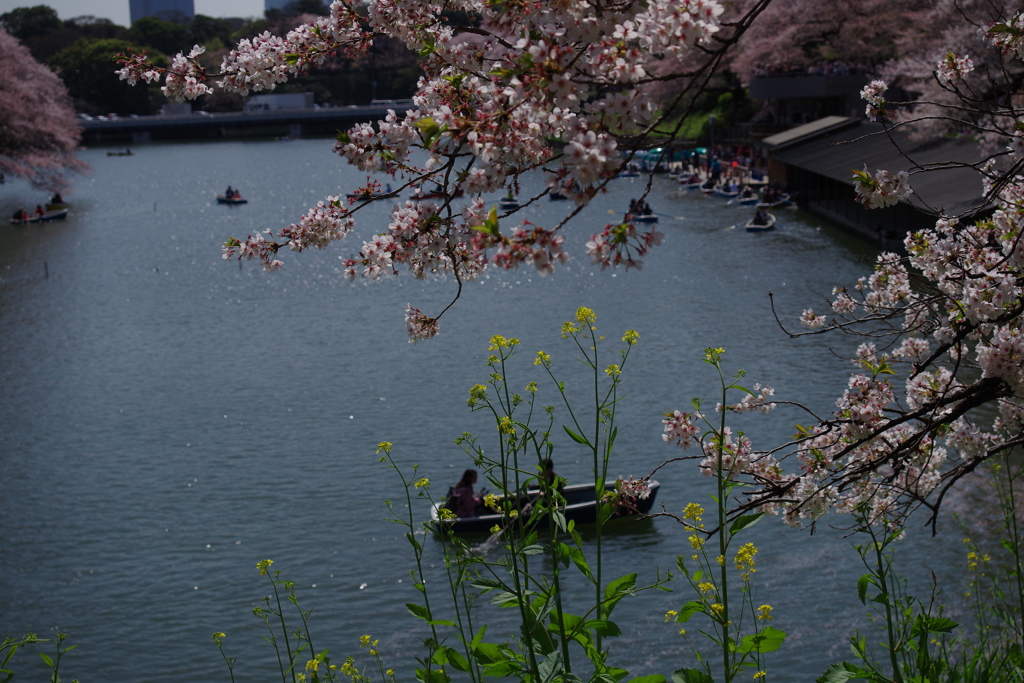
[653,211,685,220]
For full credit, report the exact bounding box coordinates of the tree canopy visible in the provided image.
[0,27,85,191]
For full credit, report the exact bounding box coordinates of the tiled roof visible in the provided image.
[772,121,990,217]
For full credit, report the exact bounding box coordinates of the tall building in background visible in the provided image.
[129,0,195,24]
[265,0,291,10]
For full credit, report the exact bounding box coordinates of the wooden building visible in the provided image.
[760,117,991,249]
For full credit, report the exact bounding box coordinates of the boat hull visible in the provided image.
[216,196,248,204]
[430,480,660,534]
[10,208,69,224]
[631,214,658,223]
[745,213,777,232]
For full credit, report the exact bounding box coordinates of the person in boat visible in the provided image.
[385,183,392,194]
[453,468,484,518]
[51,192,63,204]
[741,185,755,198]
[542,458,565,494]
[13,207,28,221]
[640,199,651,215]
[752,209,769,226]
[728,180,739,193]
[34,204,45,217]
[225,186,234,199]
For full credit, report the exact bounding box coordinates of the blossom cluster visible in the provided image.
[118,0,731,339]
[851,167,913,209]
[936,52,974,87]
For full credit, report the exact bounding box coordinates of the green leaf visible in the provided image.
[563,426,590,445]
[728,513,763,536]
[38,653,54,668]
[815,662,871,683]
[565,544,594,582]
[521,544,545,556]
[470,625,487,651]
[857,574,873,605]
[604,573,638,601]
[736,627,786,654]
[472,642,507,664]
[472,578,507,591]
[428,619,455,627]
[676,600,704,623]
[434,646,471,673]
[585,619,622,637]
[628,676,665,683]
[406,603,431,621]
[911,615,958,637]
[671,668,713,683]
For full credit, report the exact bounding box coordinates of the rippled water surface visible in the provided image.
[0,139,979,681]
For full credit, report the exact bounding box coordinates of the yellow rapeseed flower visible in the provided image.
[710,603,724,617]
[689,534,704,550]
[757,604,773,621]
[484,493,501,510]
[526,381,538,394]
[622,329,639,345]
[468,384,487,406]
[664,610,678,622]
[257,559,274,575]
[679,628,686,636]
[498,416,516,435]
[490,524,501,533]
[754,671,766,679]
[605,364,621,378]
[735,542,758,580]
[683,502,704,523]
[414,477,430,489]
[307,659,320,672]
[376,442,392,455]
[212,632,226,643]
[360,635,371,647]
[716,555,726,566]
[488,335,520,351]
[576,307,596,325]
[704,347,725,363]
[437,508,456,520]
[535,350,551,365]
[698,582,715,594]
[386,670,395,677]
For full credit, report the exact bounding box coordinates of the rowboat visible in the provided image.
[107,149,133,156]
[10,208,69,224]
[745,213,777,232]
[430,480,661,534]
[737,193,760,205]
[498,196,520,211]
[713,188,740,199]
[346,191,387,201]
[755,193,791,209]
[631,213,658,223]
[216,195,248,204]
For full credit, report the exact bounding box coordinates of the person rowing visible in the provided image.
[752,208,769,226]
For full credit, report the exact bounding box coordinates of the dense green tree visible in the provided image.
[49,38,167,115]
[0,4,60,41]
[19,15,127,62]
[125,16,189,56]
[188,14,232,50]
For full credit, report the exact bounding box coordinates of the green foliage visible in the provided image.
[49,38,167,115]
[125,16,189,56]
[0,4,60,41]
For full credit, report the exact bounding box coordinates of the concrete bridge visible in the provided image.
[78,105,401,143]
